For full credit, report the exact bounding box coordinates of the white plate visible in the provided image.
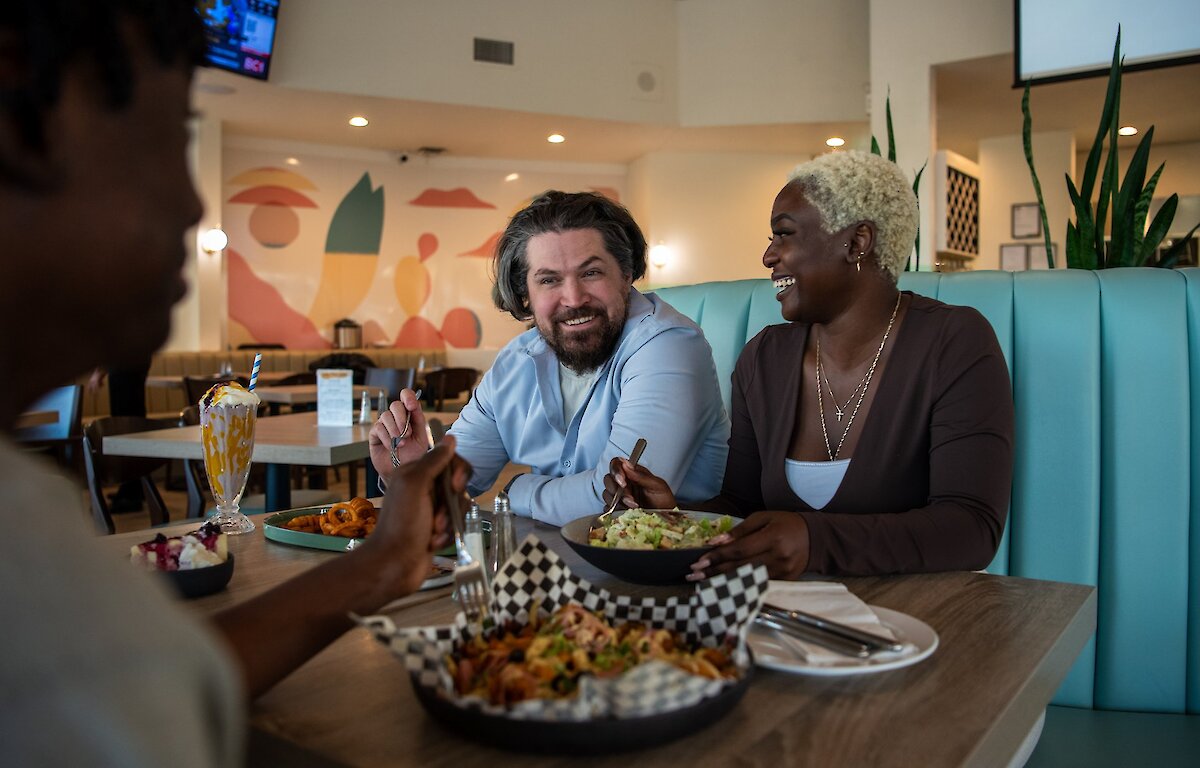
[421,556,456,591]
[748,606,938,676]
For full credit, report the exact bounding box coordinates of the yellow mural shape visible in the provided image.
[228,167,318,190]
[394,255,431,316]
[308,252,380,332]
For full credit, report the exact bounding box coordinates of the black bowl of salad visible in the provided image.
[559,509,738,585]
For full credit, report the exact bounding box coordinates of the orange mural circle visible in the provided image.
[249,203,300,248]
[441,308,482,348]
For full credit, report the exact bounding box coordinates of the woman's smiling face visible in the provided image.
[762,183,852,323]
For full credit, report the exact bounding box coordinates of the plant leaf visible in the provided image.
[1158,219,1200,268]
[1134,163,1165,264]
[910,161,927,272]
[1141,194,1179,261]
[870,136,881,156]
[885,88,896,163]
[1080,28,1123,207]
[1066,221,1081,269]
[1021,81,1057,268]
[1116,125,1154,264]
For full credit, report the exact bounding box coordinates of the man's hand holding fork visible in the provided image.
[369,388,429,479]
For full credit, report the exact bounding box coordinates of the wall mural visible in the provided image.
[222,148,625,351]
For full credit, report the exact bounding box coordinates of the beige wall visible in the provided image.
[627,151,802,288]
[869,0,1014,270]
[1075,141,1200,200]
[978,131,1075,270]
[676,0,869,127]
[170,115,225,351]
[271,0,679,124]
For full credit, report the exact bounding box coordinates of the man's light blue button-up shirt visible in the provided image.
[450,288,729,525]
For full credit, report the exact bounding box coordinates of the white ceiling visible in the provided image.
[195,53,1200,167]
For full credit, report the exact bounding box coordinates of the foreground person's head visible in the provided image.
[492,191,647,372]
[0,1,204,419]
[765,151,918,323]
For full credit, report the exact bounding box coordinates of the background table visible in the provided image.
[103,514,1097,767]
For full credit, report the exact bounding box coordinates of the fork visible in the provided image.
[389,389,423,468]
[430,420,490,624]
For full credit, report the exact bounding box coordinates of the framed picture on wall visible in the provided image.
[1000,243,1028,271]
[1028,243,1058,270]
[1012,203,1042,238]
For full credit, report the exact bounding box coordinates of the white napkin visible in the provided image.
[759,580,914,666]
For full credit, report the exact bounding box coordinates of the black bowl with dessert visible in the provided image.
[560,508,740,585]
[130,521,234,598]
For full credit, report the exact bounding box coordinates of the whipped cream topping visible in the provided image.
[202,381,260,408]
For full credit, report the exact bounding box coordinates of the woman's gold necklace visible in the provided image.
[815,293,902,461]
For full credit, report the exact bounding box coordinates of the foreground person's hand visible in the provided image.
[686,511,810,581]
[360,436,468,597]
[602,457,677,511]
[368,388,428,476]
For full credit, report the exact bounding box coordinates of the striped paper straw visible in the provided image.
[248,353,262,391]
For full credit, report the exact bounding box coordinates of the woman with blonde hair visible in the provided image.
[606,150,1014,578]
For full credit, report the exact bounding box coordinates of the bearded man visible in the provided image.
[372,191,729,525]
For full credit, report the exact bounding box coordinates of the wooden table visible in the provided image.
[102,515,1097,768]
[103,412,373,512]
[15,409,57,430]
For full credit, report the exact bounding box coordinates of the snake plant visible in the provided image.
[1022,28,1200,268]
[871,90,927,272]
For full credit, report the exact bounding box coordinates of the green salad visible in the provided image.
[588,508,734,550]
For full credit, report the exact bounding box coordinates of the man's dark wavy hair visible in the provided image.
[491,191,647,321]
[0,0,204,180]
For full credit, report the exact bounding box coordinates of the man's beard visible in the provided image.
[539,302,627,374]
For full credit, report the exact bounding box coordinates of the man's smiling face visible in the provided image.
[524,228,632,373]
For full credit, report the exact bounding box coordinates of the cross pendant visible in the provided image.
[835,408,844,421]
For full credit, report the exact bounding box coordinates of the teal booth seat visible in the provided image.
[655,270,1199,756]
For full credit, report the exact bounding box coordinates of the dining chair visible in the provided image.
[82,416,172,534]
[15,384,84,473]
[364,366,416,404]
[423,367,479,411]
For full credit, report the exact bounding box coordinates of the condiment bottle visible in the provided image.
[490,491,516,577]
[464,500,487,572]
[377,391,388,415]
[358,389,371,424]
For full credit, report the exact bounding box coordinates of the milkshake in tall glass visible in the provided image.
[200,381,260,534]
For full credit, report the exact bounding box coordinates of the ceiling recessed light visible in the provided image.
[505,173,520,182]
[285,157,300,166]
[825,137,846,147]
[547,133,565,144]
[1118,125,1138,136]
[349,116,369,127]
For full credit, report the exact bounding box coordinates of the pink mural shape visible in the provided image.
[228,185,318,207]
[441,308,482,348]
[227,247,330,349]
[362,319,389,347]
[394,316,444,347]
[408,187,496,208]
[460,231,501,258]
[418,233,438,262]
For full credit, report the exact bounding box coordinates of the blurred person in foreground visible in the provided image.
[0,2,465,764]
[370,191,730,525]
[604,151,1014,579]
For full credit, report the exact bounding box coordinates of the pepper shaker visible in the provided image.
[490,491,516,577]
[358,389,371,424]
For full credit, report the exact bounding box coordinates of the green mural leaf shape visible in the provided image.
[325,172,385,254]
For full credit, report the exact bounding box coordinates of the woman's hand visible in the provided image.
[360,436,468,597]
[602,456,678,511]
[687,511,810,581]
[368,388,429,476]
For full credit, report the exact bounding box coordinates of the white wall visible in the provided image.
[869,0,1013,269]
[676,0,869,127]
[1076,140,1200,199]
[272,0,679,124]
[627,151,803,288]
[978,131,1075,270]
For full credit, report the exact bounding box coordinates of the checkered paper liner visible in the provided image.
[358,534,768,721]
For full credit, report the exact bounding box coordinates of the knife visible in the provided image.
[761,603,904,653]
[753,615,871,659]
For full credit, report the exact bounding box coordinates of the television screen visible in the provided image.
[1015,0,1200,85]
[200,0,281,80]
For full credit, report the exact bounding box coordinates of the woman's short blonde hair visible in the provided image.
[786,150,918,281]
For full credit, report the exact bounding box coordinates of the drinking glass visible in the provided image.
[200,394,259,534]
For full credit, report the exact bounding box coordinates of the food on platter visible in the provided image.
[446,603,736,706]
[130,521,228,571]
[587,508,734,550]
[283,497,377,538]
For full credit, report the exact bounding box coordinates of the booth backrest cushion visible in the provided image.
[656,269,1200,715]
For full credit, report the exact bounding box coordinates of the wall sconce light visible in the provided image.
[200,227,229,254]
[649,242,673,269]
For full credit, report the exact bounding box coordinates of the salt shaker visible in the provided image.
[377,391,388,415]
[489,491,516,577]
[464,500,487,563]
[358,389,371,424]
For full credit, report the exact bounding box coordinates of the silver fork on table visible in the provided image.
[429,420,490,624]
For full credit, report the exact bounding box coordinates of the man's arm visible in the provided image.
[446,368,513,498]
[508,328,726,525]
